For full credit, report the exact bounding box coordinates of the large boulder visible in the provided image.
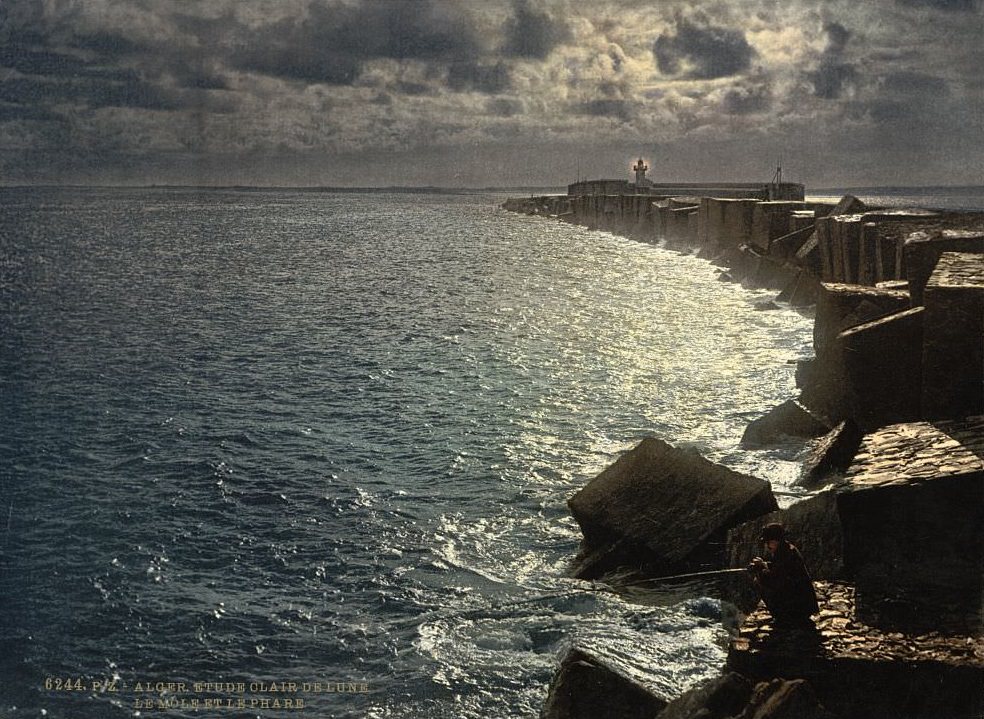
[903,229,984,306]
[568,438,778,579]
[921,252,984,421]
[541,646,668,719]
[801,283,911,422]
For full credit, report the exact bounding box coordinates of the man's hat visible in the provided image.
[759,522,785,541]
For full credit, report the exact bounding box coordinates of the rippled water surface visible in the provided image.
[0,188,814,718]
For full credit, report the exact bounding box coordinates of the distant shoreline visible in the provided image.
[3,183,984,195]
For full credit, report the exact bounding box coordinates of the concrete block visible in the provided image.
[750,201,807,251]
[839,416,984,630]
[904,229,984,306]
[812,283,911,357]
[839,307,924,430]
[921,252,984,420]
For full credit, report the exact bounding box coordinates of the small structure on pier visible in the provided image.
[632,157,652,188]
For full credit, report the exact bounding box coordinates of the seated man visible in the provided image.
[748,522,819,628]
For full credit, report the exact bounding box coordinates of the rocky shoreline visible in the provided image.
[502,190,983,718]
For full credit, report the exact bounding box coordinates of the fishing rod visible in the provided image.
[616,567,749,589]
[397,567,753,630]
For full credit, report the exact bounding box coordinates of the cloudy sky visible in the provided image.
[1,0,982,187]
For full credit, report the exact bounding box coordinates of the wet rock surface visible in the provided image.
[542,646,669,719]
[568,438,778,579]
[740,399,831,447]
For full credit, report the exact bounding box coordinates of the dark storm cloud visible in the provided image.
[807,22,858,99]
[575,99,630,121]
[0,101,57,122]
[500,0,571,59]
[883,70,948,97]
[486,97,523,117]
[232,0,482,86]
[446,62,511,93]
[70,31,142,57]
[653,13,755,79]
[721,82,772,114]
[896,0,981,10]
[396,81,432,96]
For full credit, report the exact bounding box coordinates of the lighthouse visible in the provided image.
[632,157,650,187]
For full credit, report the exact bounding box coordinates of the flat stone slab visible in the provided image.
[844,415,984,488]
[731,582,984,664]
[928,250,984,286]
[728,582,984,718]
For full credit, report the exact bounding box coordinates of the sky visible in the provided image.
[1,0,982,188]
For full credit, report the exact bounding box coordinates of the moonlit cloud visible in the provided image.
[0,0,982,186]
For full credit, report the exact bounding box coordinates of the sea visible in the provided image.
[0,185,980,719]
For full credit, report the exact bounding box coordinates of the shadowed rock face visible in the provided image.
[798,420,863,487]
[656,672,753,719]
[921,251,984,420]
[568,438,778,579]
[838,416,984,631]
[541,647,669,719]
[729,582,984,719]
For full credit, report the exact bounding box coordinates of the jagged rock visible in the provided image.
[754,300,781,311]
[771,225,816,261]
[568,438,778,579]
[740,399,831,447]
[798,420,863,487]
[656,672,753,719]
[541,647,668,719]
[827,195,867,217]
[736,679,837,719]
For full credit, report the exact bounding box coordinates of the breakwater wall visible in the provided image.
[502,191,984,718]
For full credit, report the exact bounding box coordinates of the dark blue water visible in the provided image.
[0,188,816,718]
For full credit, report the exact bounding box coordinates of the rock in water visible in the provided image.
[741,399,831,447]
[568,438,778,579]
[541,647,668,719]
